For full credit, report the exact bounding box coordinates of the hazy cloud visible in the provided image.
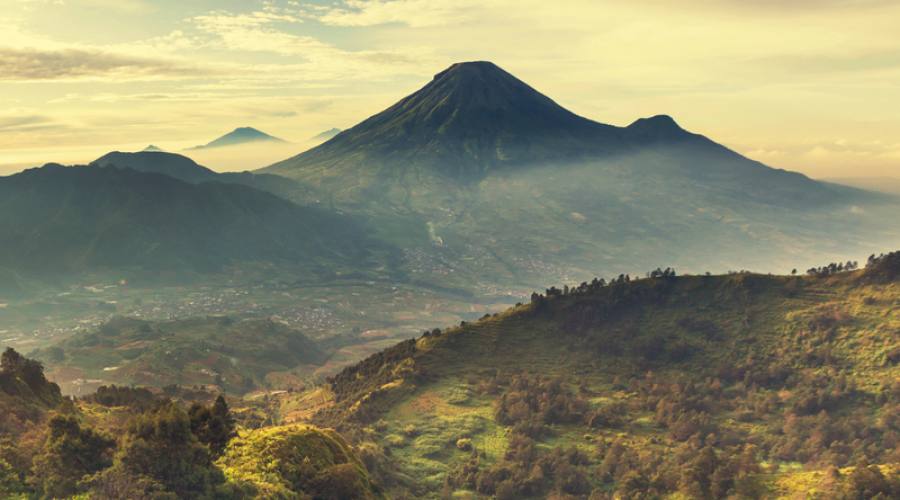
[317,0,481,27]
[0,47,202,81]
[0,114,54,131]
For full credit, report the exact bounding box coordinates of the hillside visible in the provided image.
[34,316,330,395]
[0,164,380,283]
[262,61,900,290]
[0,348,63,437]
[287,251,900,498]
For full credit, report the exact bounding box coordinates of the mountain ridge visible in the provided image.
[0,163,377,281]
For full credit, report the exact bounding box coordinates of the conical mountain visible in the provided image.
[191,127,285,150]
[259,61,896,286]
[265,61,733,181]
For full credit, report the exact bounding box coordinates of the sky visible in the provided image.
[1,0,899,178]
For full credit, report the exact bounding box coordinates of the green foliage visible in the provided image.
[0,454,25,496]
[97,401,223,498]
[30,414,114,498]
[86,385,158,410]
[321,266,900,497]
[189,396,237,457]
[217,424,380,499]
[0,348,62,436]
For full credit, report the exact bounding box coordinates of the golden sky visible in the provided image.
[1,0,899,179]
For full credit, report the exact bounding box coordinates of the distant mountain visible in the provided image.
[190,127,285,150]
[266,61,628,179]
[312,128,342,141]
[0,164,377,281]
[92,151,217,183]
[90,150,308,200]
[260,61,899,286]
[262,61,852,203]
[142,144,164,152]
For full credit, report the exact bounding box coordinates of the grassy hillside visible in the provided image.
[287,252,900,498]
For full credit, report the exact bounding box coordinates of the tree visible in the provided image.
[30,415,115,498]
[0,348,23,373]
[101,402,222,498]
[189,395,236,457]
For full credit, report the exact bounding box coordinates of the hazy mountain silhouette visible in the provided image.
[312,128,342,141]
[0,164,376,281]
[190,127,285,150]
[263,61,846,201]
[260,61,898,284]
[142,144,164,152]
[90,150,306,200]
[267,61,632,178]
[92,151,218,183]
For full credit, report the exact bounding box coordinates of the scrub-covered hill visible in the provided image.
[296,251,900,498]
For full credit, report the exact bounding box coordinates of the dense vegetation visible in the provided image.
[33,316,329,394]
[0,349,377,499]
[288,251,900,498]
[2,252,899,498]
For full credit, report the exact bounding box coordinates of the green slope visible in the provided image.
[299,252,900,497]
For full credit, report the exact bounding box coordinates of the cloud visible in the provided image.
[0,47,203,81]
[188,7,433,81]
[753,49,900,76]
[0,114,54,131]
[316,0,481,27]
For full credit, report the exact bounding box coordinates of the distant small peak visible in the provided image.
[625,115,690,142]
[628,114,681,130]
[313,128,342,140]
[142,145,164,152]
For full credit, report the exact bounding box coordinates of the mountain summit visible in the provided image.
[191,127,285,150]
[264,62,717,181]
